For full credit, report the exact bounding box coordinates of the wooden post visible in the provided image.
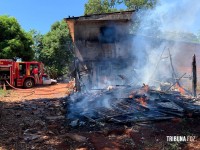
[192,54,197,97]
[3,82,6,90]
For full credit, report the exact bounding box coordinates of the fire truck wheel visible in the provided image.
[24,79,34,88]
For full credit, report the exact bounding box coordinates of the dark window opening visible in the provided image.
[0,67,10,80]
[19,63,26,77]
[100,26,116,43]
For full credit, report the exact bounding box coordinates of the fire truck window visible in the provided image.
[19,64,26,77]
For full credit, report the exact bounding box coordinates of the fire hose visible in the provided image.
[3,80,35,99]
[5,80,33,92]
[4,80,71,97]
[5,80,57,92]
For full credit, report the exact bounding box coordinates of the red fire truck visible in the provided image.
[0,59,56,88]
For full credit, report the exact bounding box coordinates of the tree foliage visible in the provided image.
[84,0,158,15]
[0,15,34,60]
[29,30,43,60]
[84,0,118,15]
[123,0,158,10]
[39,20,73,78]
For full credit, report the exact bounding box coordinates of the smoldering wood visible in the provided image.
[192,54,197,97]
[156,101,184,117]
[67,85,200,125]
[109,115,174,123]
[165,73,186,92]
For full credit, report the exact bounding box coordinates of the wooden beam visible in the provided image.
[192,54,197,97]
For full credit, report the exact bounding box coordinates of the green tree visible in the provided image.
[84,0,158,15]
[123,0,158,10]
[39,20,73,78]
[29,30,43,60]
[84,0,118,15]
[0,15,34,60]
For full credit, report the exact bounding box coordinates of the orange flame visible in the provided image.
[136,97,147,107]
[129,91,136,99]
[129,95,134,98]
[175,83,185,95]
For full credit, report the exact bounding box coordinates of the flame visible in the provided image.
[136,97,147,107]
[129,84,149,98]
[129,91,135,98]
[175,83,185,95]
[129,85,149,106]
[129,95,133,98]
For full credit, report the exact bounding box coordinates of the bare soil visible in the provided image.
[0,82,199,150]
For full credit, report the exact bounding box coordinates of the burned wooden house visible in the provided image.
[65,11,135,90]
[65,11,200,91]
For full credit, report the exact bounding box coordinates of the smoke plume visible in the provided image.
[132,0,200,86]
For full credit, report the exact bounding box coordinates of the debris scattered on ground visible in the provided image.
[0,82,200,149]
[67,85,200,126]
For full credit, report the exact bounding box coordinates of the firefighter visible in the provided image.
[32,66,39,84]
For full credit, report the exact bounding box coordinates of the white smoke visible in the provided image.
[158,0,200,33]
[137,0,200,34]
[132,0,200,86]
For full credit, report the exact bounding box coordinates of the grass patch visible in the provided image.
[0,89,8,97]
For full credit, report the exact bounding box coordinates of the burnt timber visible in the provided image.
[67,86,200,125]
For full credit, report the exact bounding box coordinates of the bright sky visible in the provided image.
[0,0,88,34]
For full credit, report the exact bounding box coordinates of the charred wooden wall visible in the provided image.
[72,21,133,61]
[65,11,135,89]
[65,11,135,61]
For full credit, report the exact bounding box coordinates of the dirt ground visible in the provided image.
[0,82,200,150]
[1,82,74,101]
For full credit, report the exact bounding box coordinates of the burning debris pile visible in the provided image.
[65,0,200,127]
[67,83,200,126]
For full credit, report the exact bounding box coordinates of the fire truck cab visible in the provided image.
[0,59,56,88]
